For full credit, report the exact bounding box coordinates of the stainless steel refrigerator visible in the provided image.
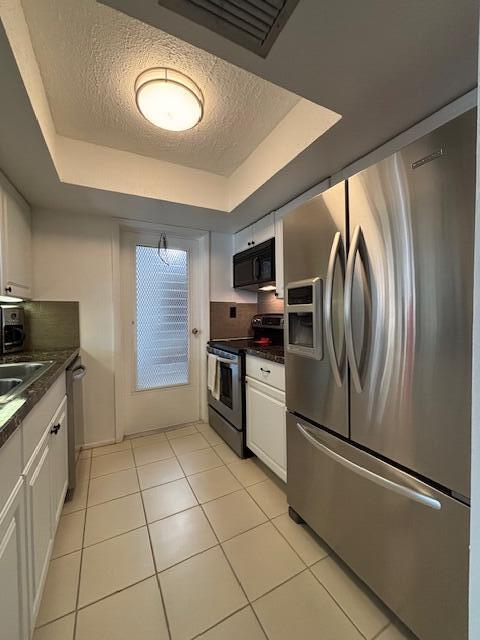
[284,109,475,640]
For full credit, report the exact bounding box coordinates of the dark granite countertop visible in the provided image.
[209,339,285,364]
[0,348,80,449]
[245,345,284,364]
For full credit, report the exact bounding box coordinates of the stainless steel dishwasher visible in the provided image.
[65,356,86,500]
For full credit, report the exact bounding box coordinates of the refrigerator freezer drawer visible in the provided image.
[287,413,469,640]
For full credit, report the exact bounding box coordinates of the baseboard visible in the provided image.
[81,438,116,450]
[124,420,200,440]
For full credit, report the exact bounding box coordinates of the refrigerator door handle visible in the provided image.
[345,225,363,393]
[325,231,344,387]
[296,422,442,511]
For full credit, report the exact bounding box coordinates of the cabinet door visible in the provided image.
[246,376,286,481]
[26,431,54,619]
[253,213,275,246]
[0,478,30,640]
[274,215,284,298]
[1,187,32,299]
[50,397,68,527]
[234,226,253,253]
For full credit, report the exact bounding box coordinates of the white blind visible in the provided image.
[135,245,189,390]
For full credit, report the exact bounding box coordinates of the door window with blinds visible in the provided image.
[135,244,190,390]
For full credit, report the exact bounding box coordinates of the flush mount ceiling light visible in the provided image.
[135,68,204,132]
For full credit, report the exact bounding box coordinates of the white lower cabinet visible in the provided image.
[0,377,68,639]
[50,398,68,527]
[246,355,286,482]
[25,430,54,620]
[0,478,29,640]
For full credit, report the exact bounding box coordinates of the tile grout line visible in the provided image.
[176,442,338,638]
[306,564,373,639]
[246,474,385,640]
[133,448,173,640]
[44,423,369,640]
[189,605,265,640]
[75,575,156,614]
[181,462,272,639]
[87,486,140,509]
[72,453,92,639]
[189,477,270,639]
[82,521,147,551]
[371,621,393,639]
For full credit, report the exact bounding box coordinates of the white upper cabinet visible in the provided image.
[252,213,274,245]
[234,225,253,253]
[234,212,275,254]
[0,175,33,300]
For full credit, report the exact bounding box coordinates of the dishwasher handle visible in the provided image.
[72,365,87,381]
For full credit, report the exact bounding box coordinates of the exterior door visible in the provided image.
[283,181,348,436]
[347,110,475,497]
[120,231,201,435]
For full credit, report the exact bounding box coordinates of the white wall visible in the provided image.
[32,209,117,446]
[210,231,256,302]
[31,212,226,447]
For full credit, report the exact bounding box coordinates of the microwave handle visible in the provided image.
[253,256,260,281]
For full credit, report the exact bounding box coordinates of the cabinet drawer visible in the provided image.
[288,414,469,640]
[23,375,66,467]
[246,355,285,391]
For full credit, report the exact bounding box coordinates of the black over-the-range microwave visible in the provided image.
[233,238,275,289]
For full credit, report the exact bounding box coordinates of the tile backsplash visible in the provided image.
[257,291,284,315]
[210,302,257,340]
[210,292,284,340]
[24,301,80,350]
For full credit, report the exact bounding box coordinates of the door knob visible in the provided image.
[192,328,199,335]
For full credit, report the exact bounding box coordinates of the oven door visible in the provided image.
[207,348,243,430]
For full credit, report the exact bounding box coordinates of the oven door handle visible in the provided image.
[217,357,236,365]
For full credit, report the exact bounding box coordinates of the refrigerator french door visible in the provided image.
[285,109,475,640]
[283,181,348,437]
[347,111,474,499]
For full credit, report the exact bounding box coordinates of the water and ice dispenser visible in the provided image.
[285,278,323,359]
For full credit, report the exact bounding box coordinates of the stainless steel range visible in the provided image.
[207,344,245,456]
[207,313,284,458]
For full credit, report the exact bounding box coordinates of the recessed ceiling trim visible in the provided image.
[2,0,341,212]
[156,0,300,57]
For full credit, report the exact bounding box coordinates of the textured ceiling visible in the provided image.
[20,0,299,176]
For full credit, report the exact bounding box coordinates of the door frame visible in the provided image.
[112,219,210,442]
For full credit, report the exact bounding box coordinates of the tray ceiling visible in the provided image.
[20,0,300,177]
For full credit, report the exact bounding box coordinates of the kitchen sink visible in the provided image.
[0,361,54,403]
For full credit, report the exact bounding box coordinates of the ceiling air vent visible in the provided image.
[157,0,299,57]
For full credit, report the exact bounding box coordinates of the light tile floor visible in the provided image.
[34,422,417,640]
